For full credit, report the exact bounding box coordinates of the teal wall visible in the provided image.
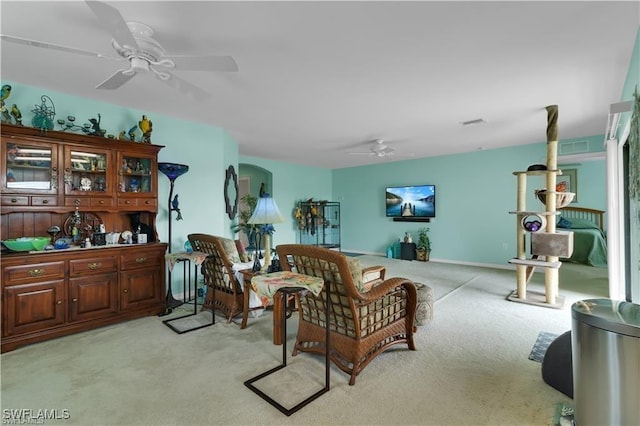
[333,135,607,266]
[238,164,270,200]
[558,134,607,214]
[238,155,332,248]
[620,27,640,115]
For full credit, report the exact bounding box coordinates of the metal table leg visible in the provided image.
[244,285,330,416]
[162,259,215,334]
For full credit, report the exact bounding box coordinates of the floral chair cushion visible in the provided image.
[345,256,365,293]
[219,237,242,264]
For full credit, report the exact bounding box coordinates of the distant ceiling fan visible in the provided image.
[348,139,413,158]
[0,0,238,99]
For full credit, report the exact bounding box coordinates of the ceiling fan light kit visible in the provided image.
[347,138,416,159]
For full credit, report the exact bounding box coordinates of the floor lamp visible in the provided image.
[158,162,189,313]
[248,193,285,271]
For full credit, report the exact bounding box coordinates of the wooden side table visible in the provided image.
[239,269,294,345]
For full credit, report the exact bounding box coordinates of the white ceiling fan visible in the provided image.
[0,0,238,100]
[348,139,413,158]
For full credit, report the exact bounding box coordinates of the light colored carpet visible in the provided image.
[0,259,608,425]
[357,255,488,301]
[162,309,215,334]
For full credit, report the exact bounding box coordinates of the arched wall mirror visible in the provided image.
[224,165,239,220]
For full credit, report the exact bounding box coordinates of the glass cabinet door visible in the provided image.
[3,140,57,192]
[119,154,154,195]
[64,148,109,194]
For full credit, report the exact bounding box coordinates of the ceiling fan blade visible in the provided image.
[160,72,212,101]
[95,69,136,90]
[0,34,104,58]
[85,0,139,52]
[165,55,239,72]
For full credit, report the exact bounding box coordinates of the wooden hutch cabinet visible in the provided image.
[1,124,168,353]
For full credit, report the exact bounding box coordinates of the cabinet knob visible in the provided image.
[135,257,147,263]
[99,200,105,205]
[11,198,17,203]
[88,262,102,270]
[145,200,150,204]
[42,199,49,204]
[28,269,44,277]
[72,298,78,303]
[125,200,131,205]
[56,300,63,305]
[123,289,128,293]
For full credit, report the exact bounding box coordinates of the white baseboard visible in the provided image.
[342,249,517,271]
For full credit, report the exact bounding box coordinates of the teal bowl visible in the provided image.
[2,237,51,252]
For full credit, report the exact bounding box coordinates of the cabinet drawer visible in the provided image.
[65,197,91,207]
[1,196,28,206]
[120,251,162,270]
[117,198,157,208]
[90,197,114,208]
[69,256,118,276]
[31,196,58,206]
[4,261,65,283]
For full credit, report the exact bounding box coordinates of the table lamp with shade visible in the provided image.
[158,162,189,312]
[247,193,285,272]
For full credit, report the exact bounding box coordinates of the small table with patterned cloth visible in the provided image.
[162,251,214,334]
[244,271,329,416]
[243,270,319,345]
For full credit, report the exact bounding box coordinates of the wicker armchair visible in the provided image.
[187,233,263,328]
[276,244,417,385]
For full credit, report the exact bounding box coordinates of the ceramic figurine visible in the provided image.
[171,194,182,220]
[138,115,152,143]
[0,85,12,124]
[86,113,104,136]
[1,84,11,101]
[128,124,137,141]
[10,104,23,126]
[0,101,11,124]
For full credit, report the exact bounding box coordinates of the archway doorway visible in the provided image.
[236,163,272,248]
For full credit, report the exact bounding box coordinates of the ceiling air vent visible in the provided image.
[559,140,589,155]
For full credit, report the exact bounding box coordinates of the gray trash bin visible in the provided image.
[571,298,640,426]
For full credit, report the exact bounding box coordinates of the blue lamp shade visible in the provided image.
[158,163,189,181]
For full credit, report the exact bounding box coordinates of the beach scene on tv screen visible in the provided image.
[386,185,435,217]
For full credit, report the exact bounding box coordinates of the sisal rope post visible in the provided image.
[516,173,527,298]
[544,105,559,304]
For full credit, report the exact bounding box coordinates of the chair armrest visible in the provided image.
[362,265,386,281]
[361,265,386,291]
[358,277,417,302]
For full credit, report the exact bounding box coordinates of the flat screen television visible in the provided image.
[386,184,436,218]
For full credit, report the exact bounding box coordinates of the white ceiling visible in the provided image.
[1,1,638,169]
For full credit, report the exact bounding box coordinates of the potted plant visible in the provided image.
[415,227,431,261]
